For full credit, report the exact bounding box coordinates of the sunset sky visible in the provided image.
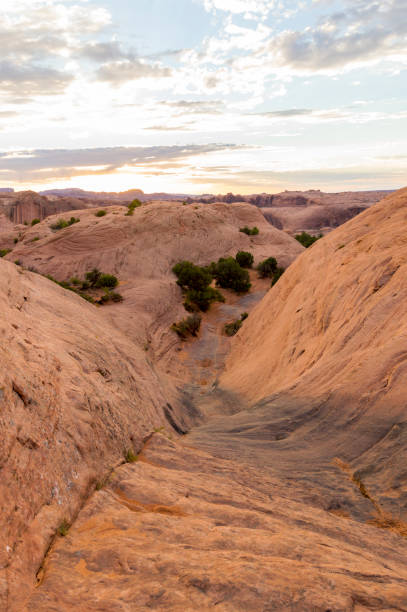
[0,0,406,194]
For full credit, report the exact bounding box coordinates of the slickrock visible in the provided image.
[24,434,407,611]
[216,188,407,519]
[5,200,303,369]
[0,259,190,610]
[258,189,392,235]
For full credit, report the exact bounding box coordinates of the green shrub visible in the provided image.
[224,312,249,336]
[95,210,106,217]
[14,260,21,266]
[235,251,254,268]
[0,249,11,257]
[171,313,202,339]
[50,216,80,230]
[257,257,277,278]
[184,287,224,312]
[95,273,118,288]
[172,261,212,292]
[31,237,40,242]
[212,257,251,293]
[125,449,138,463]
[85,268,101,287]
[125,199,142,216]
[99,289,123,304]
[271,267,285,286]
[239,226,259,236]
[70,277,81,285]
[57,520,70,537]
[31,218,40,226]
[13,238,18,244]
[295,231,322,248]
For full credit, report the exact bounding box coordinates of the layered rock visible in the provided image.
[217,188,407,518]
[0,259,188,610]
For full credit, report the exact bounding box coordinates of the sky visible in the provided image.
[0,0,406,194]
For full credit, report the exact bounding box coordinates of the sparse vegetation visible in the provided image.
[295,231,322,248]
[125,449,139,463]
[31,218,40,226]
[171,313,202,339]
[257,256,285,286]
[42,267,122,305]
[125,199,142,216]
[95,210,107,217]
[57,520,70,537]
[257,256,277,278]
[50,216,80,230]
[172,261,224,312]
[235,250,254,268]
[0,249,11,257]
[31,237,40,242]
[224,312,248,336]
[271,266,285,286]
[240,226,259,236]
[211,257,251,293]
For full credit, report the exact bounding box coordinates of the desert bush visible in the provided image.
[235,250,254,268]
[85,268,101,287]
[295,231,322,248]
[57,520,70,537]
[224,312,249,336]
[184,287,224,312]
[125,449,138,463]
[171,313,202,339]
[239,226,259,236]
[125,199,142,216]
[51,216,79,230]
[95,273,118,288]
[70,277,81,285]
[31,218,40,226]
[257,256,278,278]
[212,257,251,293]
[0,249,11,257]
[172,261,212,292]
[95,210,106,217]
[271,266,285,286]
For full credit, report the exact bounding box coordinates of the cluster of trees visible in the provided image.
[171,250,285,339]
[295,231,322,248]
[50,216,80,230]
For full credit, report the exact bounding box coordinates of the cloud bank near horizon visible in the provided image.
[0,0,405,193]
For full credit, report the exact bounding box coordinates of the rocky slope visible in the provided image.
[214,187,407,520]
[0,259,192,610]
[4,200,303,376]
[258,189,392,235]
[3,190,407,610]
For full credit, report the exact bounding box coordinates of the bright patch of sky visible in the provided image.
[0,0,405,193]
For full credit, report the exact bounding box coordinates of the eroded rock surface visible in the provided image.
[23,434,407,611]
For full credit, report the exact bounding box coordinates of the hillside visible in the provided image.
[0,258,190,610]
[207,188,407,518]
[5,200,303,376]
[3,190,407,610]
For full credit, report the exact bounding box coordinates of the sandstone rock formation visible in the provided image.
[0,258,190,610]
[217,188,407,520]
[23,434,407,611]
[258,189,392,235]
[5,200,303,375]
[3,190,407,610]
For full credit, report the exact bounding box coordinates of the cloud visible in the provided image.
[161,100,224,115]
[96,60,172,83]
[0,61,73,96]
[0,144,238,182]
[268,0,407,73]
[203,0,273,17]
[259,109,312,117]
